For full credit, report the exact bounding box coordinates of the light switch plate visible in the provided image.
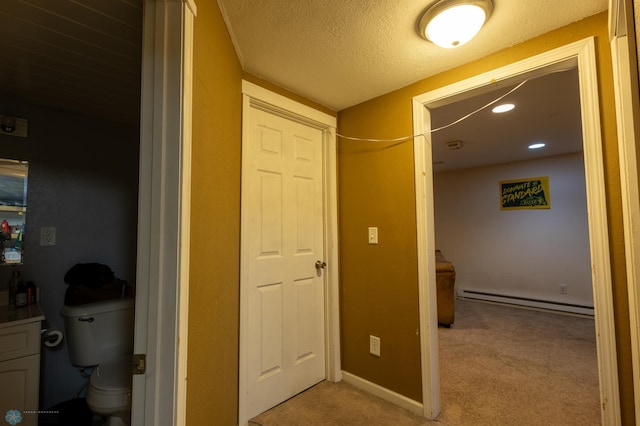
[368,227,378,245]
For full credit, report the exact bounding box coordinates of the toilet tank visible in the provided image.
[60,297,135,367]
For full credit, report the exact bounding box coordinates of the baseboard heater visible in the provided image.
[457,289,594,316]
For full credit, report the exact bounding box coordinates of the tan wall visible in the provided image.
[186,6,336,424]
[187,1,243,424]
[185,6,635,423]
[338,12,635,422]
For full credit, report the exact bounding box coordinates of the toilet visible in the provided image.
[61,297,135,426]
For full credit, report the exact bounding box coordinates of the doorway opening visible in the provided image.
[430,67,599,422]
[412,37,621,423]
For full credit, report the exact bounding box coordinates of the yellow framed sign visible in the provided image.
[499,176,550,210]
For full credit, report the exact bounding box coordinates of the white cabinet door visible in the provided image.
[0,353,40,426]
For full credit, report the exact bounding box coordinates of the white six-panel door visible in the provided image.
[242,104,326,420]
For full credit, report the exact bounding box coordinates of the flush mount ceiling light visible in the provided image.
[528,143,546,150]
[418,0,494,48]
[492,103,515,113]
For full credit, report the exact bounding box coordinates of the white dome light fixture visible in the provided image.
[418,0,494,48]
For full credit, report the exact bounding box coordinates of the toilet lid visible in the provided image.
[90,356,132,391]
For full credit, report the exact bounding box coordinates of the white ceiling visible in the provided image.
[218,0,602,171]
[431,67,583,172]
[0,0,606,170]
[219,0,607,111]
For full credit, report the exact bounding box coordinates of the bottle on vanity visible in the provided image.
[15,280,27,307]
[26,281,36,305]
[8,269,21,308]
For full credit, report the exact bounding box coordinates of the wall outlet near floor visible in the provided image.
[40,227,56,246]
[559,283,568,295]
[369,335,381,357]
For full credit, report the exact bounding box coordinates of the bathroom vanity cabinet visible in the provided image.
[0,304,44,426]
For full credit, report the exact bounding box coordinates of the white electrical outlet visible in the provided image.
[369,335,381,357]
[559,283,567,295]
[41,227,56,246]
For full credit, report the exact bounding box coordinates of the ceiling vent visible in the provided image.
[446,140,463,150]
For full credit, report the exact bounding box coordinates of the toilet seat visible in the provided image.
[86,357,132,414]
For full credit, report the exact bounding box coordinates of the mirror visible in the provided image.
[0,159,27,265]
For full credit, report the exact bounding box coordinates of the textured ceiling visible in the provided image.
[219,0,607,111]
[0,1,608,120]
[0,1,607,171]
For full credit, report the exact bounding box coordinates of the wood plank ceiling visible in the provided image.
[0,0,143,126]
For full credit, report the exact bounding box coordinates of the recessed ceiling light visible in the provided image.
[492,103,515,113]
[418,0,494,48]
[528,143,546,150]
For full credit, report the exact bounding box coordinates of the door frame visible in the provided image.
[238,80,341,426]
[609,0,640,423]
[412,37,621,422]
[133,1,196,425]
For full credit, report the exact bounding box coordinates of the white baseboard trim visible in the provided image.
[457,289,595,316]
[341,371,423,416]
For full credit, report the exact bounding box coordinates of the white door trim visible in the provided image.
[609,0,640,423]
[239,80,340,426]
[412,37,621,423]
[133,1,196,425]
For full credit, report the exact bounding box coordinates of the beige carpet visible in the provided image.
[250,299,600,425]
[438,299,599,425]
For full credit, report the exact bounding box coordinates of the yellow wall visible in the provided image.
[186,5,634,423]
[242,72,337,117]
[187,1,243,424]
[186,6,335,424]
[338,12,635,422]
